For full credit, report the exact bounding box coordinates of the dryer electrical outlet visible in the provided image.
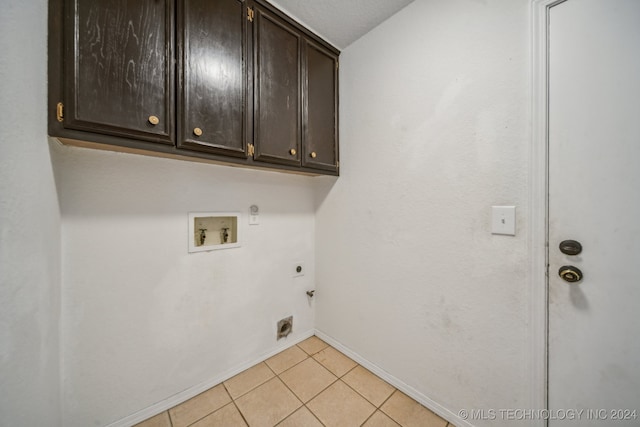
[293,262,305,277]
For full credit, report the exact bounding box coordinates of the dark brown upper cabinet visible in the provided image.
[252,5,301,167]
[57,0,175,145]
[251,2,339,172]
[177,0,247,158]
[49,0,339,176]
[302,39,339,172]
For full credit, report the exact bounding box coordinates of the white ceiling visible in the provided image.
[269,0,415,50]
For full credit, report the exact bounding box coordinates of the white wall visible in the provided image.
[51,146,317,426]
[0,1,62,426]
[0,0,537,425]
[315,0,531,425]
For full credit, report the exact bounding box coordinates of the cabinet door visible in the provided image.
[302,40,339,172]
[253,6,301,166]
[63,0,174,144]
[178,0,247,157]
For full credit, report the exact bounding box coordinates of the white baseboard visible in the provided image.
[106,329,315,427]
[314,329,474,427]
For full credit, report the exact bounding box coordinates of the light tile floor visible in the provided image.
[135,336,454,427]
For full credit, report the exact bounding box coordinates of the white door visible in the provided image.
[548,0,640,425]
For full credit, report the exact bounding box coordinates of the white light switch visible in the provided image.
[249,205,259,225]
[492,206,516,236]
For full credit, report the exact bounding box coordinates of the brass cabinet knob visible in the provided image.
[289,149,297,156]
[193,127,203,137]
[310,151,317,159]
[148,115,160,125]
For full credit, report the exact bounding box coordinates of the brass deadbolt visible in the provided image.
[193,127,203,137]
[559,266,583,283]
[148,115,160,125]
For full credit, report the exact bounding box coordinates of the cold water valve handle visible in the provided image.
[198,229,207,246]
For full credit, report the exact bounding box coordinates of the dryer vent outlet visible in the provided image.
[277,316,293,340]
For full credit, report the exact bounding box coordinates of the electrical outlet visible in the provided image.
[293,262,305,277]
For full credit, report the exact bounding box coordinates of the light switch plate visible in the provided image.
[249,205,259,225]
[492,206,516,236]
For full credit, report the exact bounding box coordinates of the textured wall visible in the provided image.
[0,0,538,425]
[52,146,317,426]
[315,0,531,425]
[0,1,62,426]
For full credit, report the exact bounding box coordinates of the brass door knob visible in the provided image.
[289,149,297,156]
[193,127,203,137]
[310,151,317,158]
[559,266,583,283]
[148,115,160,125]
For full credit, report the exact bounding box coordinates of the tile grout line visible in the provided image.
[265,350,311,425]
[377,389,404,426]
[274,358,336,423]
[286,374,338,406]
[338,363,359,379]
[141,338,442,427]
[158,335,364,427]
[379,389,398,409]
[359,410,377,427]
[209,339,323,427]
[272,339,351,426]
[276,340,386,426]
[263,359,278,377]
[298,337,330,357]
[337,365,398,413]
[273,366,327,427]
[280,346,366,407]
[302,402,327,427]
[221,382,251,427]
[334,377,382,423]
[182,386,234,427]
[225,362,276,401]
[231,400,251,427]
[258,352,305,427]
[229,374,301,427]
[267,345,311,376]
